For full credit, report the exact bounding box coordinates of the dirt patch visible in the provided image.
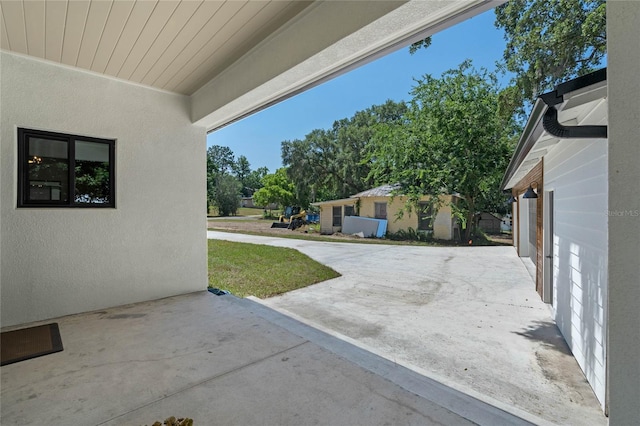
[207,217,513,246]
[208,219,293,234]
[207,218,356,241]
[485,232,513,245]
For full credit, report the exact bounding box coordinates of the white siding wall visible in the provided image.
[512,203,518,250]
[544,137,608,407]
[1,53,207,326]
[518,194,530,257]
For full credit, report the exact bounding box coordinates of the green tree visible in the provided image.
[244,166,269,196]
[409,37,432,54]
[75,161,110,203]
[232,155,253,197]
[281,100,408,204]
[281,129,336,206]
[368,61,518,240]
[253,168,296,209]
[206,145,236,211]
[207,145,235,176]
[494,0,606,113]
[212,174,241,216]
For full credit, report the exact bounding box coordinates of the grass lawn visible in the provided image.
[208,239,340,298]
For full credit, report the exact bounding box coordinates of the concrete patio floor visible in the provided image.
[1,292,540,426]
[207,231,606,426]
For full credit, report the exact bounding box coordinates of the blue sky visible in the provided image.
[207,9,509,173]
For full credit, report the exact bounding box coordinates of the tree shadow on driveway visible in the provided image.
[514,320,572,356]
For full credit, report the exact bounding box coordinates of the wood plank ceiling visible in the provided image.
[0,0,312,95]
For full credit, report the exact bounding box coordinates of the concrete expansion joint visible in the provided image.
[94,341,310,426]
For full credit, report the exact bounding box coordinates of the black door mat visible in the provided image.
[1,323,63,366]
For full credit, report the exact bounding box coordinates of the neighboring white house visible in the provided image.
[502,69,609,410]
[240,197,277,210]
[500,213,512,232]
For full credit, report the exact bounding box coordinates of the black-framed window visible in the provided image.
[18,128,115,207]
[374,202,387,219]
[332,206,342,226]
[344,205,355,217]
[418,202,433,231]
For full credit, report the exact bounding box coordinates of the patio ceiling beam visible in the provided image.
[192,0,502,132]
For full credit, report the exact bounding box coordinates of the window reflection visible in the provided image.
[75,140,110,204]
[27,138,69,202]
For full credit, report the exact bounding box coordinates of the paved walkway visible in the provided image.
[208,231,606,425]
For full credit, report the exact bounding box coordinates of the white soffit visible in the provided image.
[0,0,313,95]
[0,0,501,130]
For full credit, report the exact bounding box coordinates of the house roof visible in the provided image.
[502,68,608,190]
[478,212,502,221]
[310,184,402,206]
[0,0,497,131]
[350,184,401,198]
[311,198,356,207]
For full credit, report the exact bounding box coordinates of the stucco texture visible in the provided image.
[318,195,455,240]
[1,52,207,326]
[359,195,455,240]
[607,2,640,422]
[316,199,358,235]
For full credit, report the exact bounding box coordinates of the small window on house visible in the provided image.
[332,206,342,226]
[344,205,355,217]
[18,128,115,207]
[418,202,433,231]
[374,202,387,219]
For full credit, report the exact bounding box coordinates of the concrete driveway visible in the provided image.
[207,231,606,425]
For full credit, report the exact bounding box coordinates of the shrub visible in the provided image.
[385,227,433,242]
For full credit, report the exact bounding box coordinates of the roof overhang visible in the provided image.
[1,0,502,132]
[312,198,357,207]
[502,69,608,190]
[191,0,503,131]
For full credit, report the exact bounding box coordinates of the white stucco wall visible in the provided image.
[544,137,608,408]
[1,52,207,327]
[317,201,357,235]
[607,2,640,422]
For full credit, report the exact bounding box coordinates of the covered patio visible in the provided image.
[1,1,638,423]
[1,292,537,426]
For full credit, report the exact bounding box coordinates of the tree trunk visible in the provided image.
[464,198,475,241]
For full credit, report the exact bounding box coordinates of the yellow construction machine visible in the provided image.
[271,206,307,230]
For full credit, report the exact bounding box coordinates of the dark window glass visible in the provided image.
[344,205,355,217]
[75,140,111,204]
[418,202,433,231]
[374,202,387,219]
[332,206,342,226]
[18,128,115,208]
[27,137,69,203]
